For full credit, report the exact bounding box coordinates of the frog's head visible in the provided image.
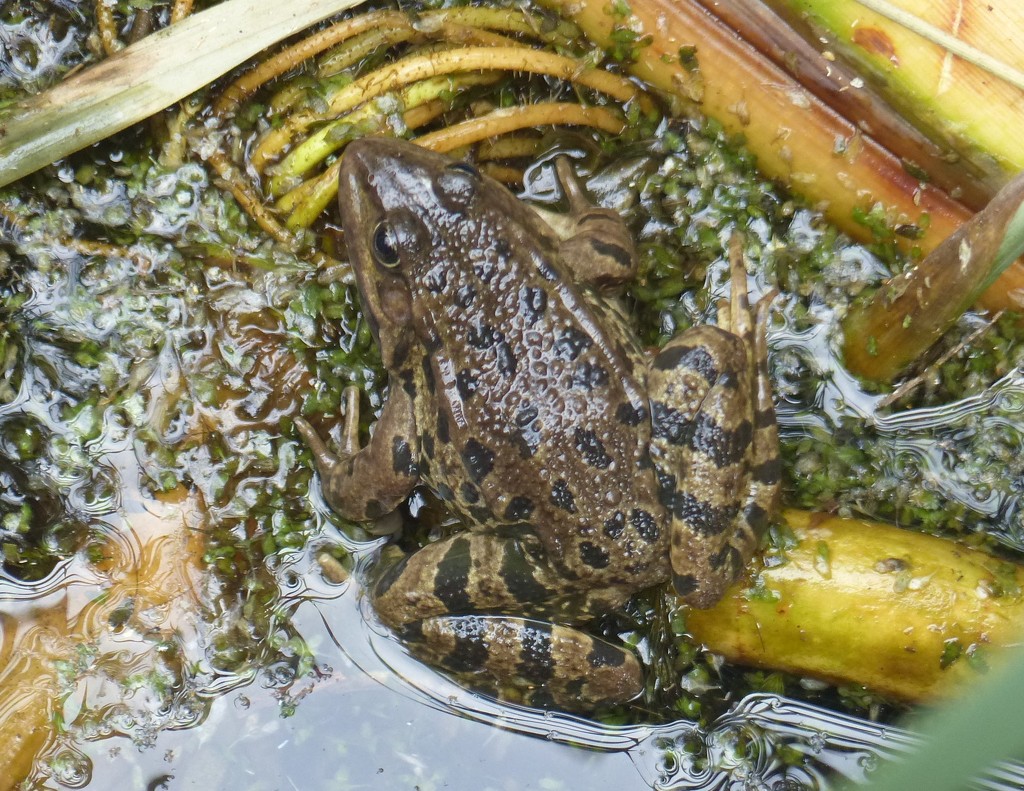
[337,136,520,365]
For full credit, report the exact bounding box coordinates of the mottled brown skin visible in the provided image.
[297,138,780,710]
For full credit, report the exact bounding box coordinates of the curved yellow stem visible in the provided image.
[251,45,651,173]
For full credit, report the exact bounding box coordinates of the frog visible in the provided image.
[296,136,779,711]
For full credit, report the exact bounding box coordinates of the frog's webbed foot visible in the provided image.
[531,157,637,289]
[649,235,780,608]
[296,384,420,521]
[371,532,643,709]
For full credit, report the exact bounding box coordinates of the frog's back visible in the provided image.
[355,145,667,585]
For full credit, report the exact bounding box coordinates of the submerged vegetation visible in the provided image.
[2,0,1024,787]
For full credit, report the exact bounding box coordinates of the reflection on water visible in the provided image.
[26,530,1023,791]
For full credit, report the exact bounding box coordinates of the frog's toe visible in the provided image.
[407,614,642,710]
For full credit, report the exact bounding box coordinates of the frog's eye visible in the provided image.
[371,222,401,268]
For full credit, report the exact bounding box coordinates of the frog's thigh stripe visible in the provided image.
[690,411,752,467]
[374,534,559,628]
[652,343,718,382]
[414,615,642,710]
[434,535,474,612]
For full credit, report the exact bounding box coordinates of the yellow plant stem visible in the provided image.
[314,21,419,80]
[274,73,502,225]
[268,71,501,198]
[251,45,652,174]
[477,135,542,161]
[96,0,120,56]
[415,103,626,152]
[213,10,410,118]
[205,149,299,247]
[170,0,194,23]
[281,103,625,228]
[687,510,1024,702]
[536,0,1024,313]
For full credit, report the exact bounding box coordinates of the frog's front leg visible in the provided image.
[371,532,643,709]
[296,384,420,521]
[533,158,637,289]
[649,240,780,608]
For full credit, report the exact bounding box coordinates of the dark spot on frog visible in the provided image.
[589,237,633,270]
[495,341,517,377]
[421,432,435,459]
[586,640,627,668]
[515,403,538,427]
[751,457,781,485]
[494,237,512,261]
[392,438,418,477]
[692,412,752,467]
[400,369,417,398]
[573,427,612,469]
[710,543,740,573]
[572,360,609,390]
[655,468,678,509]
[672,573,699,597]
[456,368,479,400]
[468,504,493,524]
[423,266,447,294]
[436,411,450,443]
[374,553,410,598]
[504,495,535,520]
[653,344,719,384]
[440,632,492,673]
[474,258,497,283]
[615,403,647,426]
[511,429,538,460]
[398,619,424,644]
[461,437,495,483]
[673,493,738,536]
[519,285,547,325]
[550,479,576,513]
[744,501,770,534]
[500,546,551,602]
[460,481,479,504]
[467,321,499,349]
[718,370,739,390]
[456,283,476,307]
[578,540,610,569]
[434,536,473,611]
[603,511,624,539]
[755,407,775,428]
[651,400,691,445]
[629,508,659,542]
[364,498,386,520]
[518,621,554,682]
[390,335,412,369]
[563,677,587,699]
[421,355,436,393]
[435,482,455,502]
[555,326,592,360]
[423,328,443,354]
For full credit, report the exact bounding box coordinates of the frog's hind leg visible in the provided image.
[648,237,779,608]
[720,238,781,574]
[414,614,642,710]
[371,532,643,709]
